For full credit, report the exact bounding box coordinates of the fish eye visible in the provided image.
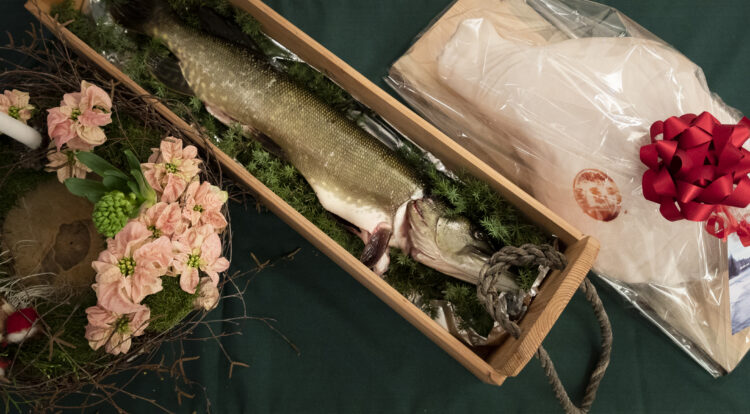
[473,229,486,241]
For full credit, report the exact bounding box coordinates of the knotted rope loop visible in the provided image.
[477,244,611,414]
[477,243,567,329]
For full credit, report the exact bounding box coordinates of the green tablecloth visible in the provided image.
[2,0,750,412]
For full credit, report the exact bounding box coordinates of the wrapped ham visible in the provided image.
[387,0,750,375]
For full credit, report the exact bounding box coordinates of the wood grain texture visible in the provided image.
[25,0,597,386]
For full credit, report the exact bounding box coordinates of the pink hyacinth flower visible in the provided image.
[84,304,150,355]
[141,137,202,203]
[172,224,229,294]
[182,181,228,230]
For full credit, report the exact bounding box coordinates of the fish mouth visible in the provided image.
[404,200,488,284]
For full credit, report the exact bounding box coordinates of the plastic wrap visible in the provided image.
[387,0,749,376]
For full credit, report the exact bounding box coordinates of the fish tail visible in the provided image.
[109,0,167,33]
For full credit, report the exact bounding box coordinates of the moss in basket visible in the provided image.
[143,276,199,333]
[12,293,101,380]
[96,114,164,172]
[56,0,552,335]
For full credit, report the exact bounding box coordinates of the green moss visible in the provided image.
[384,249,448,318]
[95,114,163,171]
[241,138,363,256]
[143,276,199,333]
[11,292,102,381]
[444,283,495,336]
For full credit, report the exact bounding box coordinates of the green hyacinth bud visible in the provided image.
[93,191,138,238]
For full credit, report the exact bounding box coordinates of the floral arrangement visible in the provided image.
[0,29,260,411]
[70,135,230,355]
[1,78,230,358]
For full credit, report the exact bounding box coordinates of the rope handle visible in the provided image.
[478,244,612,414]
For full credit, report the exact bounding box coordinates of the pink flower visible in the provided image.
[0,89,34,123]
[44,144,91,182]
[130,235,173,302]
[182,181,228,230]
[84,304,150,355]
[92,221,173,312]
[172,224,229,294]
[141,137,202,203]
[46,81,111,151]
[78,81,112,124]
[138,202,184,239]
[193,277,220,311]
[46,107,76,148]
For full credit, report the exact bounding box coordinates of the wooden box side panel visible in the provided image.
[24,0,508,386]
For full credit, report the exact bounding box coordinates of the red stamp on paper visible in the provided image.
[573,169,622,222]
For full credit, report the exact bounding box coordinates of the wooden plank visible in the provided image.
[25,0,598,386]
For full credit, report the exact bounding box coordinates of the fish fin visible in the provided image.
[204,104,238,127]
[331,215,371,243]
[360,226,392,269]
[147,53,194,96]
[204,104,287,160]
[371,252,391,276]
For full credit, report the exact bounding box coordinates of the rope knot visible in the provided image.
[476,243,567,338]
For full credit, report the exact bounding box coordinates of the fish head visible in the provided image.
[406,198,493,282]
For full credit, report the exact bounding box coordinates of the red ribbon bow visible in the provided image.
[640,112,750,244]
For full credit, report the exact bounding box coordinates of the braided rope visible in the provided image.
[477,244,612,414]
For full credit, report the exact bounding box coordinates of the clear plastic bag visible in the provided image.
[387,0,749,376]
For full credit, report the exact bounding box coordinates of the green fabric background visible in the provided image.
[2,0,750,412]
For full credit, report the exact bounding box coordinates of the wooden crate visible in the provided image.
[24,0,599,386]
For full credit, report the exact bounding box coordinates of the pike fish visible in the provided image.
[112,1,518,289]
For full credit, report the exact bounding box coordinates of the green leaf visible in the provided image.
[124,150,142,175]
[64,178,107,203]
[76,151,128,180]
[102,174,129,192]
[131,169,156,204]
[127,180,140,197]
